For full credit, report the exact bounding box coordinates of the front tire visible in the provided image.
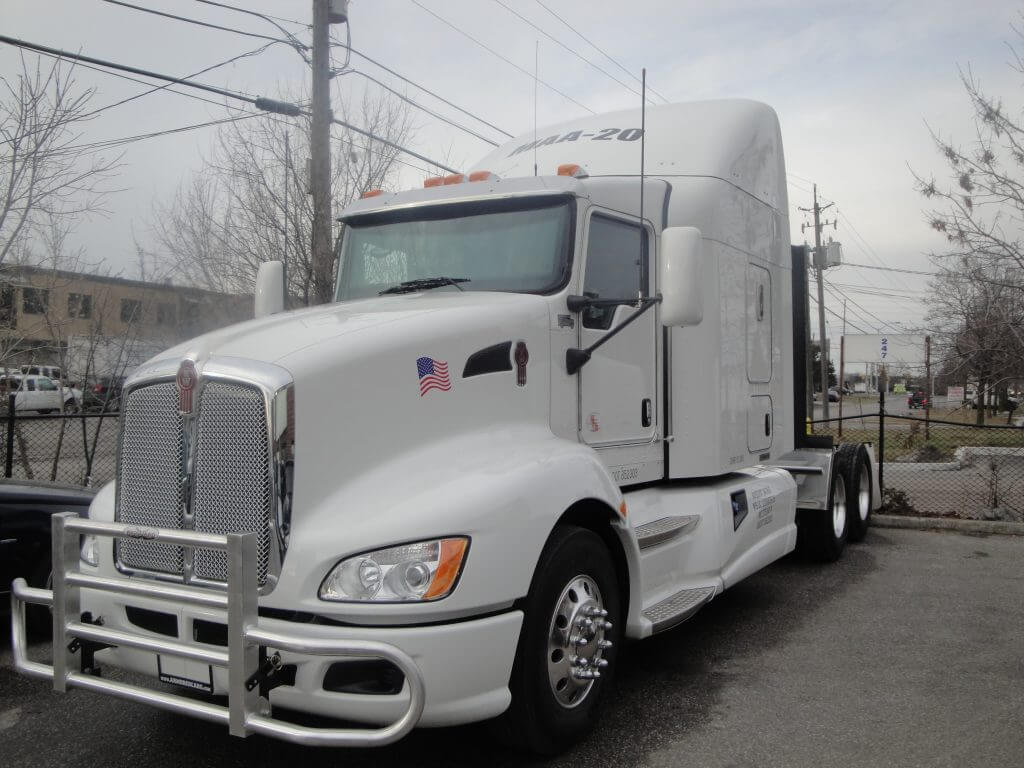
[497,526,621,755]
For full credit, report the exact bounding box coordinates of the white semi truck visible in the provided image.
[11,100,879,754]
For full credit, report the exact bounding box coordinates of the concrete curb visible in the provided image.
[873,514,1024,537]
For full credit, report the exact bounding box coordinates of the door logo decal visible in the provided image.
[416,356,451,396]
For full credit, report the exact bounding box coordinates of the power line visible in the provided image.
[841,261,938,277]
[3,42,253,119]
[490,0,655,106]
[333,43,514,138]
[80,43,276,123]
[0,35,271,108]
[836,208,914,294]
[193,0,309,30]
[532,0,671,103]
[823,281,901,334]
[409,0,596,115]
[809,292,869,334]
[101,0,301,49]
[346,69,499,146]
[0,35,458,173]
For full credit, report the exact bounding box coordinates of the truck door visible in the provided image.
[578,211,657,448]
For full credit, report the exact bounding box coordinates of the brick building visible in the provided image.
[0,266,252,381]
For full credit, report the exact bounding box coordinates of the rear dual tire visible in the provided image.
[840,443,872,543]
[798,442,873,560]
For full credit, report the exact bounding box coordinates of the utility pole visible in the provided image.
[799,184,837,420]
[310,0,334,305]
[283,130,291,309]
[838,299,846,437]
[924,334,931,440]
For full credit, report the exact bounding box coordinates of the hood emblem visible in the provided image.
[177,359,197,414]
[514,341,529,387]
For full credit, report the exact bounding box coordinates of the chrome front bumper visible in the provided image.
[10,513,426,747]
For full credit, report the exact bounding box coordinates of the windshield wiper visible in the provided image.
[378,277,470,295]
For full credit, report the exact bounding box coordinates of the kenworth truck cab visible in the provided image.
[11,100,880,754]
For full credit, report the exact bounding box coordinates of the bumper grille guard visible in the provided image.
[10,513,426,747]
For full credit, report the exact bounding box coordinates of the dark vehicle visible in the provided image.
[908,391,929,409]
[1,480,96,632]
[83,376,125,412]
[827,388,840,402]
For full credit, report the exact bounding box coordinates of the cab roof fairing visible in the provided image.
[470,99,788,211]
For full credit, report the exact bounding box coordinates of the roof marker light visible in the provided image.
[361,189,384,198]
[442,174,465,185]
[557,163,588,179]
[468,170,498,182]
[424,176,444,188]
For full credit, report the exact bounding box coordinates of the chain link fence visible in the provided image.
[2,392,1021,523]
[0,406,120,488]
[812,410,1024,523]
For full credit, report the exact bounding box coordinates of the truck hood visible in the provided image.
[141,290,555,524]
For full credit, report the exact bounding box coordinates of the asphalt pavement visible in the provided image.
[2,527,1022,768]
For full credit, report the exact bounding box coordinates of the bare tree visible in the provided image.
[0,55,120,266]
[914,19,1024,421]
[927,258,1024,423]
[148,89,414,304]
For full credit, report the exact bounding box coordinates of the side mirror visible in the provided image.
[659,227,703,327]
[254,261,285,318]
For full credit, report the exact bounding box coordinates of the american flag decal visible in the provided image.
[416,356,451,396]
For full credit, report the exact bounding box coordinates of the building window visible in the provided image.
[22,287,49,315]
[120,298,143,323]
[157,302,176,326]
[68,292,93,319]
[0,284,15,328]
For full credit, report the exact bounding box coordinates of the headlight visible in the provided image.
[319,537,469,603]
[80,534,99,567]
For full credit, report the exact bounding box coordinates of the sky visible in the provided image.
[2,0,1023,354]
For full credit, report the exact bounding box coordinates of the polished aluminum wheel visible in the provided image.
[546,574,612,709]
[857,465,871,521]
[832,473,847,539]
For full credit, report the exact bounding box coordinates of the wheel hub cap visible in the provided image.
[547,575,613,708]
[833,473,847,538]
[858,468,870,521]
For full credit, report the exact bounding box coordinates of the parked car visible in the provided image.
[827,388,840,402]
[20,364,63,383]
[907,391,929,409]
[0,480,96,634]
[82,376,125,412]
[0,375,82,414]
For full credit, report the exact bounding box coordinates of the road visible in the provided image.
[2,527,1022,767]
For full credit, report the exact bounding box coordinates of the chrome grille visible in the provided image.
[117,383,185,574]
[192,382,272,584]
[116,378,274,587]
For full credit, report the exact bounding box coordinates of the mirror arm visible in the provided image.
[566,294,644,312]
[566,295,662,376]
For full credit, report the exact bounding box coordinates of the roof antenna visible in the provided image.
[533,40,539,177]
[638,67,646,298]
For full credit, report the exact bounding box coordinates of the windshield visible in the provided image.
[336,198,573,301]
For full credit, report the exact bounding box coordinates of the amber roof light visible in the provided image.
[557,163,588,178]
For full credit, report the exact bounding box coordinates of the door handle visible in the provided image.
[641,398,652,428]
